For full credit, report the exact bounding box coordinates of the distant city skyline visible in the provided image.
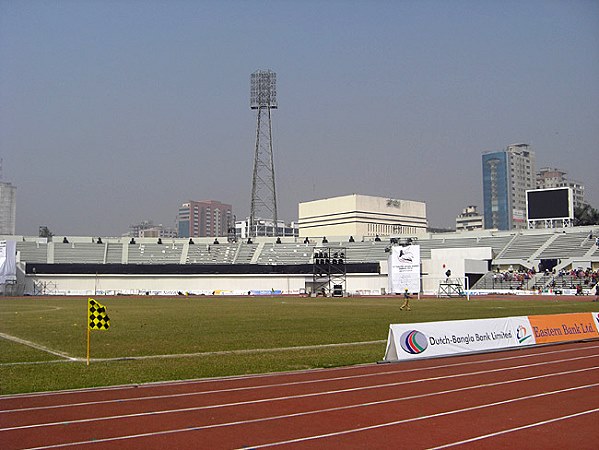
[1,1,598,236]
[0,144,595,237]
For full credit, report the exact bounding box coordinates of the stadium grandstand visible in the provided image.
[2,225,598,297]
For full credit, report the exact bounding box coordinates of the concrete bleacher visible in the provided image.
[418,237,480,259]
[234,242,260,264]
[342,241,388,263]
[255,242,314,265]
[390,234,514,260]
[128,243,182,264]
[105,242,123,263]
[186,242,236,264]
[8,226,598,284]
[474,235,514,257]
[16,241,48,263]
[496,234,551,261]
[537,231,595,260]
[53,242,105,264]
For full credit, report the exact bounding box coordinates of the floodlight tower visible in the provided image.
[249,69,278,237]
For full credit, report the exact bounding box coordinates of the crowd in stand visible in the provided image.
[492,268,536,283]
[556,268,599,284]
[543,268,599,293]
[489,267,599,291]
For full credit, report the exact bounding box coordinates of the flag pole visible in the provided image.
[86,298,91,366]
[86,317,90,366]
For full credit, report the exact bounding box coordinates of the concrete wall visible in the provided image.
[22,272,389,296]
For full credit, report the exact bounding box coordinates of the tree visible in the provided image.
[38,226,53,238]
[574,204,599,226]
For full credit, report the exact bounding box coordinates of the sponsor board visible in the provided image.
[384,316,533,361]
[384,312,599,361]
[528,313,599,344]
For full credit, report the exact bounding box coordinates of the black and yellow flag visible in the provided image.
[88,298,110,330]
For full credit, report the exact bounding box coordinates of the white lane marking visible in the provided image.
[18,382,599,449]
[2,358,597,432]
[428,408,599,449]
[0,306,62,315]
[2,350,598,416]
[0,332,76,361]
[243,384,599,449]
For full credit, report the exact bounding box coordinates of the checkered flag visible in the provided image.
[88,298,110,330]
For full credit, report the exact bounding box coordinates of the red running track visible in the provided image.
[1,341,598,449]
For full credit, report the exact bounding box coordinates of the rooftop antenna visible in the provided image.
[249,69,278,237]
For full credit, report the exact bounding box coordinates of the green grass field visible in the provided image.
[1,295,597,395]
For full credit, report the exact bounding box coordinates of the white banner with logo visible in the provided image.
[0,240,17,284]
[388,245,420,294]
[384,316,535,361]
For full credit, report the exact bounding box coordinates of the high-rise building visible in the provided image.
[0,181,17,235]
[482,143,536,230]
[536,167,585,209]
[177,200,232,238]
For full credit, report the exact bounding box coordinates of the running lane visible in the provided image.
[1,341,597,449]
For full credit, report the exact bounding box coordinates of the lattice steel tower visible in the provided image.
[249,69,278,237]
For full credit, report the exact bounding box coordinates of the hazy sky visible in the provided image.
[1,0,598,236]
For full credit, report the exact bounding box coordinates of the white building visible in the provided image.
[0,181,17,235]
[298,194,427,239]
[235,218,298,239]
[456,205,484,232]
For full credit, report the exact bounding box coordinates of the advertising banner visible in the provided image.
[384,312,599,362]
[384,316,534,361]
[528,313,599,344]
[387,245,420,294]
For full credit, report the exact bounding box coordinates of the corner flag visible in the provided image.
[88,298,110,330]
[87,298,110,366]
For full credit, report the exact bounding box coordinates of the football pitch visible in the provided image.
[0,295,596,395]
